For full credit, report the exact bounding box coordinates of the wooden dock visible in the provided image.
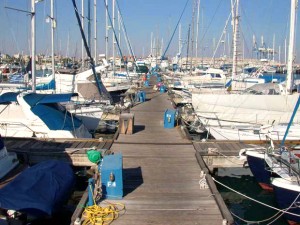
[5,137,114,166]
[94,81,234,224]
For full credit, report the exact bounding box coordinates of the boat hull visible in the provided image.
[272,178,300,225]
[246,151,273,191]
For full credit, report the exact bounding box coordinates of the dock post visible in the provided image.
[119,113,134,134]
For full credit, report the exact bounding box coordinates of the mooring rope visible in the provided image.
[212,177,300,218]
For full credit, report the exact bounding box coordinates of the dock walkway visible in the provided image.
[109,83,231,224]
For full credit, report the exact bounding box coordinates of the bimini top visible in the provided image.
[23,93,78,106]
[0,92,19,103]
[0,92,78,105]
[22,93,82,131]
[0,160,75,217]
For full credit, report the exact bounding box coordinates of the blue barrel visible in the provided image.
[147,74,151,79]
[144,80,149,87]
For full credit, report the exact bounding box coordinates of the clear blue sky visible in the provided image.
[0,0,295,62]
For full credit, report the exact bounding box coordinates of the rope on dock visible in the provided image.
[81,201,125,225]
[80,182,125,225]
[212,177,300,219]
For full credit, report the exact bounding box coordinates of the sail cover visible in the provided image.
[0,160,75,217]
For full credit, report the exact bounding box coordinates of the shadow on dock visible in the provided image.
[132,125,146,133]
[123,167,143,197]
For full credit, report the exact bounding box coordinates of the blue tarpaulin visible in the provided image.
[0,160,75,217]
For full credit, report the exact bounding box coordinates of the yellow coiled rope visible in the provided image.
[82,184,125,225]
[82,201,125,225]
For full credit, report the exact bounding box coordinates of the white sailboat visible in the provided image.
[0,0,92,139]
[0,92,92,138]
[270,2,300,223]
[191,0,300,141]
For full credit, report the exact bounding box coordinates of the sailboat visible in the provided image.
[245,2,300,222]
[0,92,92,138]
[191,0,300,141]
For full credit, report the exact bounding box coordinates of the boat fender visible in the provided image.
[74,217,82,225]
[87,150,102,164]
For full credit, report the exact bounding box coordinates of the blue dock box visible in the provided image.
[137,90,146,102]
[100,153,123,199]
[160,85,166,93]
[144,80,149,87]
[164,109,176,128]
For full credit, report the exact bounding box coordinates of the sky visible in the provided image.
[0,0,295,62]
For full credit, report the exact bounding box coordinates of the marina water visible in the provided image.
[214,174,289,225]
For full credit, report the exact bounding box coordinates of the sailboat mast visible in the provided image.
[195,0,200,59]
[118,10,121,53]
[31,0,36,93]
[81,0,85,68]
[186,24,191,71]
[272,34,275,62]
[94,0,97,63]
[285,38,287,64]
[88,0,91,51]
[51,0,55,92]
[178,23,181,53]
[231,0,239,81]
[105,0,108,60]
[151,32,153,55]
[112,0,115,74]
[286,0,297,94]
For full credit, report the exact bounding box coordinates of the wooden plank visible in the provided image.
[70,188,88,224]
[102,141,113,150]
[75,142,86,148]
[96,142,108,149]
[70,142,83,148]
[206,173,234,224]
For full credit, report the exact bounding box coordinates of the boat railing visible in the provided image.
[267,147,300,183]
